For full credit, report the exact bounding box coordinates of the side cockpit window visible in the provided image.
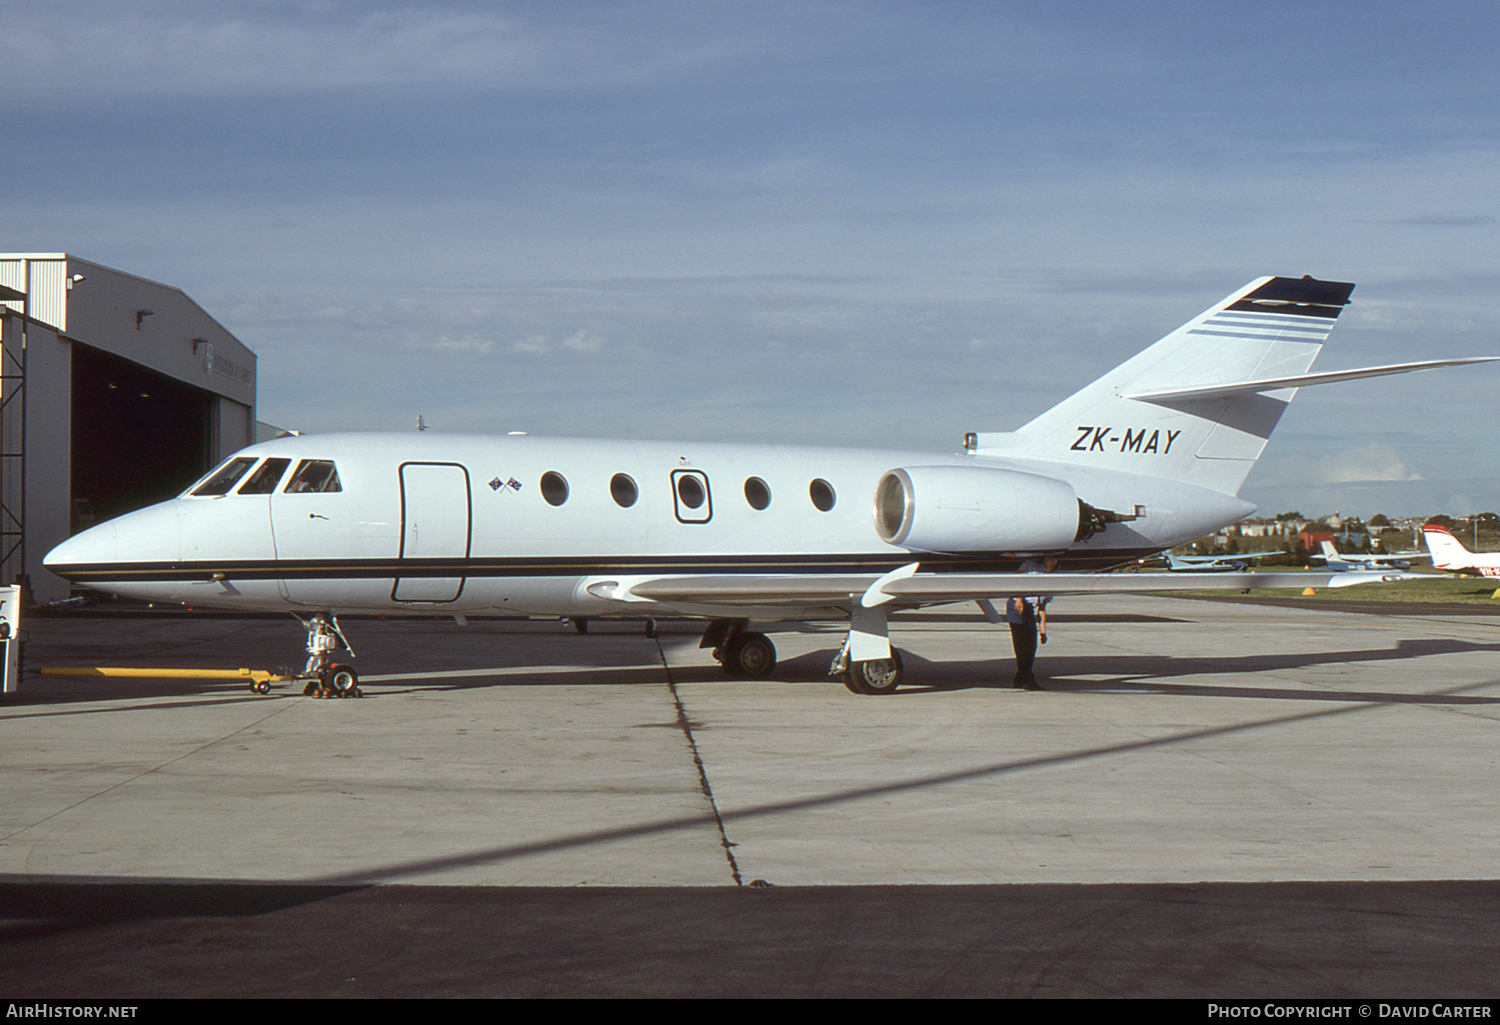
[190,456,257,496]
[284,459,342,493]
[237,458,291,495]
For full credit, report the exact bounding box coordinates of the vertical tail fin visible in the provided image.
[985,276,1355,495]
[1423,526,1473,571]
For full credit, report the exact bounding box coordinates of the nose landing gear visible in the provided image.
[295,613,361,698]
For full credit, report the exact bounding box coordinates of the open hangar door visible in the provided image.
[71,343,214,533]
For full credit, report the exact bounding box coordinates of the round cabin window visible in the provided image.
[744,477,771,510]
[540,471,570,506]
[809,478,836,512]
[611,473,638,507]
[677,474,705,509]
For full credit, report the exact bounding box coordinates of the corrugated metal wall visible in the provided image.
[0,256,68,332]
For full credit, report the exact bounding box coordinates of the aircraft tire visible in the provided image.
[328,664,359,696]
[842,650,903,695]
[722,633,777,679]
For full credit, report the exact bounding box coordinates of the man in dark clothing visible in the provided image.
[1006,555,1058,689]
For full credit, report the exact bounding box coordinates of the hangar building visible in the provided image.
[1,254,257,603]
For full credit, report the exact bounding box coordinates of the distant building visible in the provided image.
[1300,531,1336,551]
[2,254,257,602]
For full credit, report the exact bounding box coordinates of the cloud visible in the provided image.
[430,336,498,355]
[510,331,602,356]
[1316,444,1424,485]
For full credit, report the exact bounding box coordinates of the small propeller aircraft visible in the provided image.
[1423,525,1500,577]
[44,276,1490,695]
[1160,551,1279,572]
[1314,540,1427,572]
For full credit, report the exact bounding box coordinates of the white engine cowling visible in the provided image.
[874,466,1081,553]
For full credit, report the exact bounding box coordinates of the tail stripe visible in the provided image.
[1188,311,1340,341]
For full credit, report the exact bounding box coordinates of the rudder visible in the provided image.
[1423,526,1472,571]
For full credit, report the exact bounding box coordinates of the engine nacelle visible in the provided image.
[873,465,1081,553]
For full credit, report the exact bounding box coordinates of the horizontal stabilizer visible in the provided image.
[1128,357,1499,404]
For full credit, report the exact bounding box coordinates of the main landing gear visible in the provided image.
[283,612,361,699]
[698,615,905,693]
[829,599,905,695]
[829,640,905,695]
[700,619,778,678]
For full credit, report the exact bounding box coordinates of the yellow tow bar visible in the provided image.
[41,666,294,695]
[40,664,363,698]
[43,666,282,681]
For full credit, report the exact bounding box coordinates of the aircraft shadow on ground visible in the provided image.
[1024,636,1500,704]
[1,683,300,715]
[719,637,1500,706]
[16,630,1500,707]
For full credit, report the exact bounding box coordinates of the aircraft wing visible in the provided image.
[594,568,1423,608]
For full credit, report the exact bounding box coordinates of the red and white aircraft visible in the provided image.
[1422,526,1500,578]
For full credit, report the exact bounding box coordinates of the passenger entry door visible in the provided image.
[393,462,471,603]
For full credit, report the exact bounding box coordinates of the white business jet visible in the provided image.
[1422,525,1500,577]
[43,276,1491,696]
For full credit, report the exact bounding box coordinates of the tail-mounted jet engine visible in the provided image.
[873,466,1119,553]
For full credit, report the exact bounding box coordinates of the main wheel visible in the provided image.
[842,649,904,695]
[721,633,777,678]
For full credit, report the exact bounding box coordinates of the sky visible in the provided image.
[3,0,1499,520]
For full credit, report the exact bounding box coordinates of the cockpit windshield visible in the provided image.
[189,456,257,497]
[237,458,292,495]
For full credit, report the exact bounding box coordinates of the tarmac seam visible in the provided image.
[653,633,744,887]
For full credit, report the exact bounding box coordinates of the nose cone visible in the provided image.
[44,522,118,578]
[44,501,181,590]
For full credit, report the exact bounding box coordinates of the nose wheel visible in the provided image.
[297,612,362,698]
[304,663,361,698]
